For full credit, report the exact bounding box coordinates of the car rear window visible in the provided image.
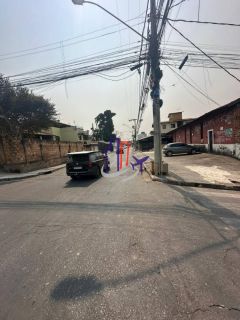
[68,154,89,162]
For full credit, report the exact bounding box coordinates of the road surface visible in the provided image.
[0,167,239,319]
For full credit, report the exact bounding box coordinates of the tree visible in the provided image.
[95,110,116,141]
[0,75,57,138]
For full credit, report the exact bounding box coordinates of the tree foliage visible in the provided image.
[0,75,57,138]
[94,110,116,141]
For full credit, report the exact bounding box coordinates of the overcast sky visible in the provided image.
[0,0,240,139]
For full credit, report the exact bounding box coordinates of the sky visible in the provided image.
[0,0,240,139]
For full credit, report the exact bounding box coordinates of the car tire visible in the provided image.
[166,151,173,157]
[191,149,197,154]
[95,167,101,178]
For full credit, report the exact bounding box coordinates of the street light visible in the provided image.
[71,0,148,41]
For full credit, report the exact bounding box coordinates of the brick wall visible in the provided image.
[169,106,239,145]
[0,138,84,172]
[0,138,5,167]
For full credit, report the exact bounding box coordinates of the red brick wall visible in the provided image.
[169,106,239,145]
[0,138,5,166]
[2,138,26,164]
[191,124,201,144]
[23,139,43,162]
[1,138,84,172]
[202,109,236,144]
[174,127,185,142]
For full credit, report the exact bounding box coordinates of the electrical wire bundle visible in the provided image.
[3,43,148,88]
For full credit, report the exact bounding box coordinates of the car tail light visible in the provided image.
[88,161,92,167]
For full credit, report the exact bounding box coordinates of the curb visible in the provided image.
[0,165,65,182]
[144,164,240,192]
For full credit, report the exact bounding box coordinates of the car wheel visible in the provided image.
[95,167,101,178]
[191,149,197,154]
[166,151,173,157]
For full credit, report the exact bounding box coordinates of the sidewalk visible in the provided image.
[0,164,65,182]
[143,151,240,191]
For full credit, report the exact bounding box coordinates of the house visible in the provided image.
[77,127,91,142]
[161,112,194,134]
[37,122,80,142]
[167,98,240,159]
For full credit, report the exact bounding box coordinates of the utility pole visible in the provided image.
[150,0,162,176]
[129,118,137,148]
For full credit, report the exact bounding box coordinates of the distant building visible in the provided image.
[167,98,240,159]
[137,132,147,140]
[161,112,194,134]
[77,127,91,142]
[37,122,80,142]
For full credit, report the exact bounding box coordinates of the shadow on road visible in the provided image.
[50,184,240,302]
[64,176,100,188]
[50,235,238,301]
[51,276,103,300]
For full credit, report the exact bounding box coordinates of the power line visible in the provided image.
[168,18,240,27]
[0,13,145,59]
[167,21,240,83]
[170,0,187,10]
[164,61,220,105]
[0,22,144,62]
[3,48,148,88]
[160,0,183,60]
[95,71,137,82]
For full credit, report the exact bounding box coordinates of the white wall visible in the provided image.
[203,143,240,160]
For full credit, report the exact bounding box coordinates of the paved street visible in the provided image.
[0,168,240,320]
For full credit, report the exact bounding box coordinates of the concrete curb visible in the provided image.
[0,165,65,182]
[144,164,240,192]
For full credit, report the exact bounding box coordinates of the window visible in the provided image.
[171,123,176,128]
[68,154,89,162]
[162,124,166,129]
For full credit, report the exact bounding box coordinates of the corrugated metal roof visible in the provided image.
[167,98,240,134]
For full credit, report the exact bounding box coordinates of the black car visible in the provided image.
[66,151,104,179]
[163,143,198,156]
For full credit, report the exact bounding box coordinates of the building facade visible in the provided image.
[168,98,240,159]
[137,132,147,140]
[37,123,80,142]
[161,112,194,134]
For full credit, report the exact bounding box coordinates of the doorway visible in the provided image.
[208,130,213,152]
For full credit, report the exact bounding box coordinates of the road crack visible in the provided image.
[189,304,240,315]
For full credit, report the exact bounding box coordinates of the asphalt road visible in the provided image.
[0,166,240,320]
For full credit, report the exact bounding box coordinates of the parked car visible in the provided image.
[163,143,198,156]
[66,151,104,179]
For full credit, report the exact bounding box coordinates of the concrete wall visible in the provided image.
[0,138,84,172]
[203,143,240,159]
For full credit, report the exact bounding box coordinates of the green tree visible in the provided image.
[0,75,57,137]
[95,109,116,141]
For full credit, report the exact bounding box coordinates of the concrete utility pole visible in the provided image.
[150,0,162,176]
[129,118,137,147]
